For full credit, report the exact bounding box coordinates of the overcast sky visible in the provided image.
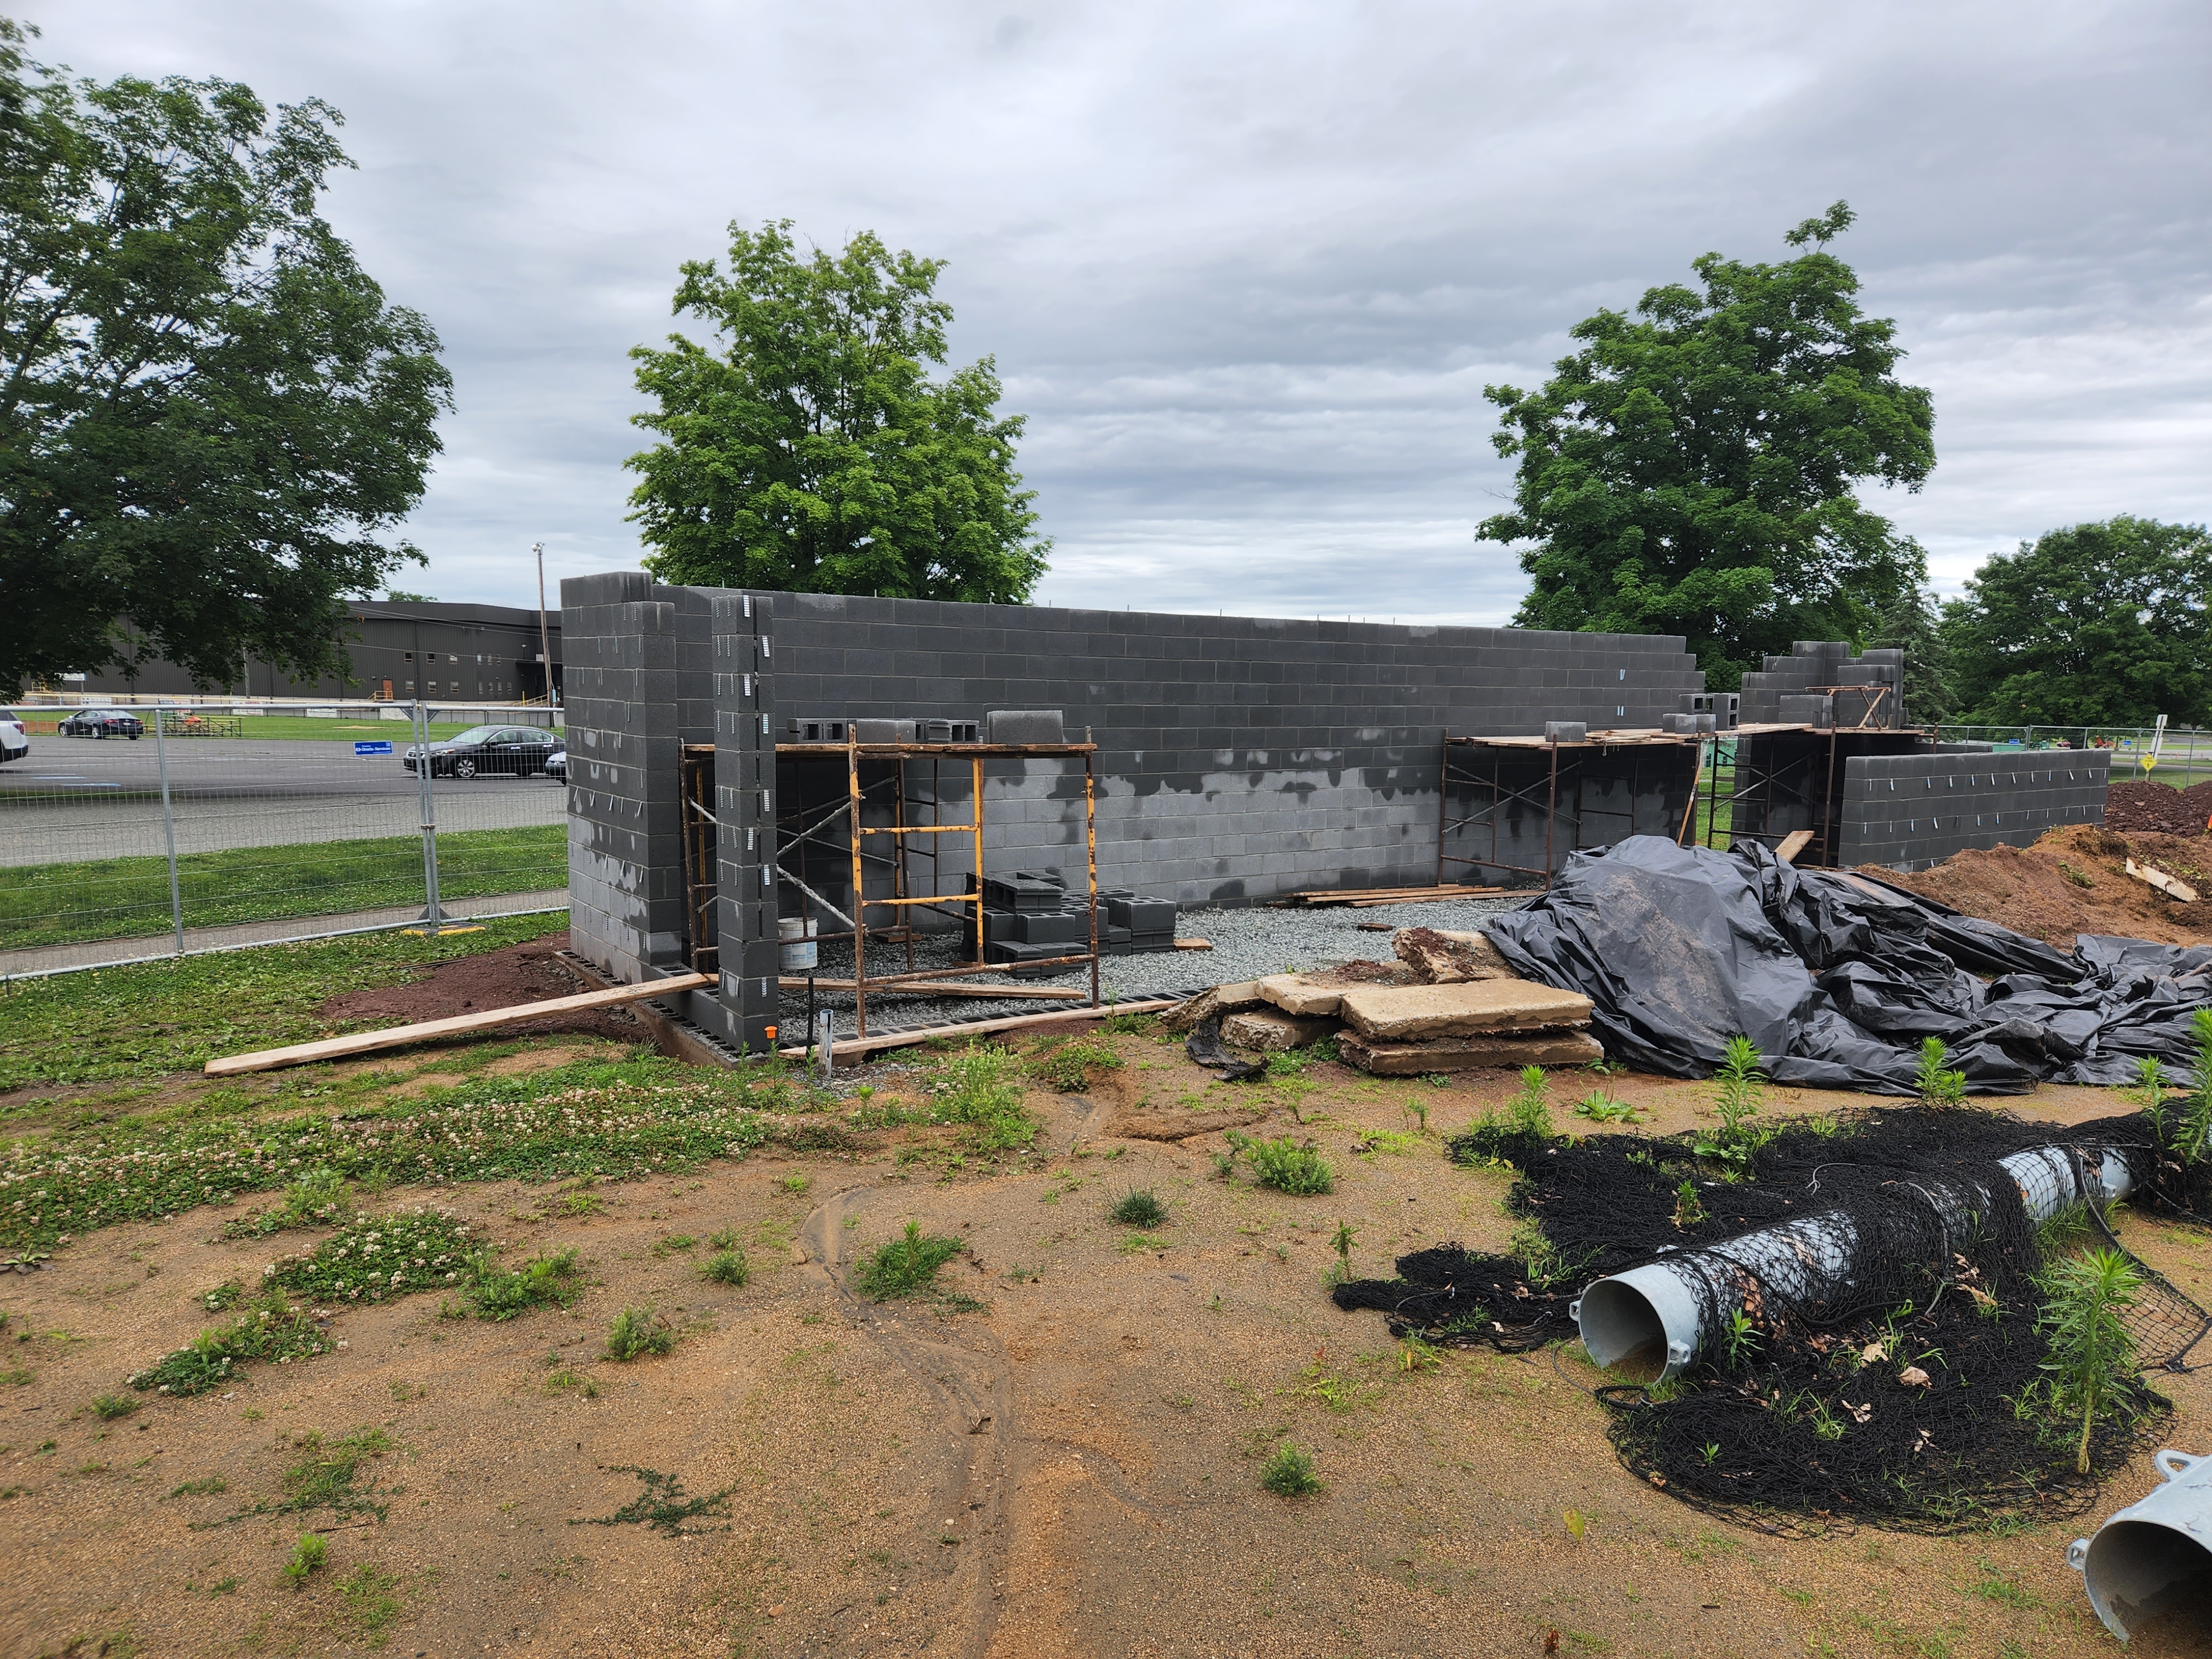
[51,1,2212,626]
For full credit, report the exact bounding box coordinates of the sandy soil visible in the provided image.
[4,1043,2210,1659]
[1869,824,2212,948]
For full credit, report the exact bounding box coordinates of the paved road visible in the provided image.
[0,737,565,866]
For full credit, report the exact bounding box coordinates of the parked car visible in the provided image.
[402,723,559,779]
[0,707,27,764]
[545,742,566,782]
[59,707,144,739]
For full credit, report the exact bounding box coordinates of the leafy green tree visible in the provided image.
[1943,518,2212,727]
[1479,203,1934,689]
[0,22,451,695]
[1869,586,1956,725]
[626,221,1048,601]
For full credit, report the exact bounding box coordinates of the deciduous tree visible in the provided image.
[1943,518,2212,727]
[627,221,1048,602]
[0,22,451,694]
[1479,204,1933,689]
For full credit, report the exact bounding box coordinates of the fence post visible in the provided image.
[414,701,444,935]
[153,703,184,957]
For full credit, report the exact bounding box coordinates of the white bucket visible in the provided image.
[2069,1448,2212,1640]
[779,916,818,972]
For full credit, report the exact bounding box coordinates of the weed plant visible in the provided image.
[462,1248,583,1320]
[1914,1038,1968,1108]
[333,1562,401,1641]
[89,1393,137,1420]
[2033,1247,2146,1474]
[573,1465,734,1536]
[1026,1034,1121,1093]
[224,1168,349,1239]
[1573,1092,1639,1124]
[926,1044,1038,1151]
[698,1249,749,1286]
[1694,1036,1768,1170]
[1259,1440,1323,1498]
[1223,1129,1333,1195]
[1108,1189,1168,1228]
[129,1293,330,1396]
[604,1306,676,1361]
[853,1221,965,1300]
[269,1208,476,1305]
[282,1532,327,1587]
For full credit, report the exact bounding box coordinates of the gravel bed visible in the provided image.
[778,894,1532,1040]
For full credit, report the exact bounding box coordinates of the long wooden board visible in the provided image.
[205,972,714,1077]
[1775,830,1815,865]
[778,977,1086,999]
[778,997,1184,1063]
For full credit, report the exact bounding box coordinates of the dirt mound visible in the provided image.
[320,930,647,1042]
[2106,779,2212,836]
[1867,823,2212,947]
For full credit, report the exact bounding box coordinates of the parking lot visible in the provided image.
[0,734,564,867]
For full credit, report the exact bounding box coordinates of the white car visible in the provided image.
[0,707,27,764]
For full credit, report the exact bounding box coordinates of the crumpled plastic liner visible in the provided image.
[1185,1015,1265,1081]
[1479,836,2212,1093]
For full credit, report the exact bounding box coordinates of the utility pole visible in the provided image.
[534,542,555,707]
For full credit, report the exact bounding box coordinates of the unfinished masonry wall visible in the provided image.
[1835,749,2112,872]
[767,592,1707,906]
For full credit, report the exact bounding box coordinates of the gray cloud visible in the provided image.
[46,0,2212,623]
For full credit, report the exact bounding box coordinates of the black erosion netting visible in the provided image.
[1334,1107,2212,1533]
[1479,836,2212,1092]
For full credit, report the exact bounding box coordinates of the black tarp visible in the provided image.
[1479,835,2212,1092]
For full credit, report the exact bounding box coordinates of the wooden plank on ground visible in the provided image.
[1774,830,1815,864]
[778,997,1184,1063]
[205,972,714,1077]
[1172,938,1213,950]
[2127,858,2200,902]
[778,977,1085,999]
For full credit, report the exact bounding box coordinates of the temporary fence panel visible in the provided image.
[0,703,568,977]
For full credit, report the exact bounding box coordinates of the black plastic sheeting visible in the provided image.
[1479,835,2212,1093]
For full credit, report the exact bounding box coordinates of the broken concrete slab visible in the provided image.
[1164,980,1270,1030]
[1222,1007,1339,1051]
[1337,1029,1603,1074]
[1337,979,1593,1041]
[1392,926,1518,984]
[1255,974,1351,1018]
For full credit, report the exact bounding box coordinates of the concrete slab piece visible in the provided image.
[1338,1029,1604,1074]
[1392,926,1517,984]
[1255,974,1348,1017]
[1338,979,1593,1040]
[1222,1008,1339,1051]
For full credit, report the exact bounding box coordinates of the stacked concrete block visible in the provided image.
[763,594,1709,903]
[1739,641,1906,728]
[1836,750,2111,872]
[709,591,779,1053]
[560,572,687,983]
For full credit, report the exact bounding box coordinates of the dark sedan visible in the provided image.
[545,743,566,782]
[59,708,144,739]
[403,724,559,779]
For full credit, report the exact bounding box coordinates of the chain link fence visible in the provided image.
[0,702,570,978]
[1932,723,2210,789]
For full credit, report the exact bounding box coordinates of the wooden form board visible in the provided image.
[778,997,1184,1063]
[779,977,1085,999]
[205,972,714,1077]
[1774,830,1816,864]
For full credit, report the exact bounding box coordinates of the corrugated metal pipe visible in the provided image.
[1572,1146,2137,1383]
[2069,1448,2212,1640]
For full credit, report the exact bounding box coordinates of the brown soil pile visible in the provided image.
[320,930,646,1041]
[1867,823,2212,947]
[2107,779,2212,836]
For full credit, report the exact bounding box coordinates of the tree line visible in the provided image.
[5,24,2201,729]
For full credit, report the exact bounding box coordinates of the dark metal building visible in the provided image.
[60,602,563,702]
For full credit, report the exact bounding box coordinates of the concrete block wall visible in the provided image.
[561,572,688,983]
[711,592,779,1052]
[763,592,1710,905]
[1836,749,2112,872]
[1739,641,1906,727]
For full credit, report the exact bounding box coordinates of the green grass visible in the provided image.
[461,1246,585,1320]
[0,912,567,1090]
[221,715,481,743]
[283,1531,328,1587]
[1224,1130,1334,1196]
[853,1220,965,1300]
[3,1050,838,1255]
[573,1465,734,1537]
[925,1044,1040,1151]
[1108,1188,1168,1228]
[1259,1439,1323,1497]
[604,1306,676,1361]
[0,823,567,951]
[698,1249,749,1286]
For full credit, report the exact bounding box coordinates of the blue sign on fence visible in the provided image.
[353,740,394,757]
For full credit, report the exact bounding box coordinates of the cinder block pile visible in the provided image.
[977,870,1178,975]
[1177,926,1601,1074]
[1737,640,1905,728]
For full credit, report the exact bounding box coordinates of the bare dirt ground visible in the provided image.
[319,932,646,1045]
[1869,823,2212,947]
[5,1037,2210,1659]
